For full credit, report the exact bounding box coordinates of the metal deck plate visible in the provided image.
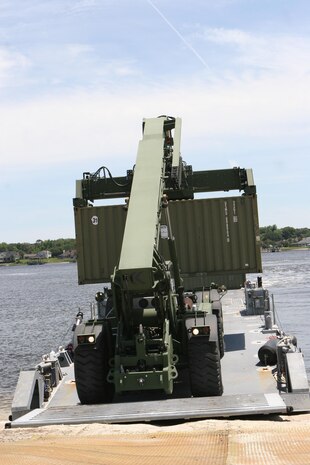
[11,393,289,428]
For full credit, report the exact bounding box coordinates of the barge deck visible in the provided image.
[8,289,310,428]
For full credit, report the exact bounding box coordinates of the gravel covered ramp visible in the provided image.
[1,415,310,465]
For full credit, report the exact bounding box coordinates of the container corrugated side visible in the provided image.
[74,195,261,288]
[74,204,126,284]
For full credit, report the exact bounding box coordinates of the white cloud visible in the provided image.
[194,27,310,76]
[0,91,141,168]
[1,42,140,91]
[0,27,309,185]
[0,0,101,19]
[0,47,30,87]
[201,27,251,46]
[68,0,103,15]
[65,43,94,59]
[0,67,309,171]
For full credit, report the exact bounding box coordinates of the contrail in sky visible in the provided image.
[147,0,211,71]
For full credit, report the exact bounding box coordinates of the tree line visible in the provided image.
[0,238,76,258]
[260,226,310,249]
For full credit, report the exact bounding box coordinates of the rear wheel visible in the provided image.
[211,300,225,360]
[74,325,114,404]
[188,338,223,397]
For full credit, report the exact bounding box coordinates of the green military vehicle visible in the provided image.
[8,116,309,428]
[72,115,260,403]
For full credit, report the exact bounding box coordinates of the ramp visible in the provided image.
[9,393,291,428]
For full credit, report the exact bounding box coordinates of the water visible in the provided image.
[254,249,310,376]
[0,262,100,417]
[0,250,309,418]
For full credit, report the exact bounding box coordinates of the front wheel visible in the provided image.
[188,338,223,397]
[74,324,114,404]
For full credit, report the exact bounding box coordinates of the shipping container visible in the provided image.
[74,195,261,289]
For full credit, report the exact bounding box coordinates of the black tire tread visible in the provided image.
[74,329,114,404]
[217,317,225,359]
[188,337,223,397]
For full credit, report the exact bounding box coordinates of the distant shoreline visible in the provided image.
[262,247,309,252]
[0,259,75,267]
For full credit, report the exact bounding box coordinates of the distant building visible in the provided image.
[23,253,39,260]
[37,250,52,259]
[0,251,20,263]
[296,237,310,247]
[58,249,77,259]
[24,250,52,260]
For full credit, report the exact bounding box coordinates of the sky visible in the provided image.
[0,0,309,243]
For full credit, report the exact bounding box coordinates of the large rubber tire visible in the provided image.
[211,300,225,359]
[217,316,225,359]
[188,338,223,397]
[74,326,114,404]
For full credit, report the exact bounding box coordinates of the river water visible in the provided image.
[0,249,309,418]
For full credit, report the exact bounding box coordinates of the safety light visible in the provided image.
[191,326,210,337]
[77,334,96,345]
